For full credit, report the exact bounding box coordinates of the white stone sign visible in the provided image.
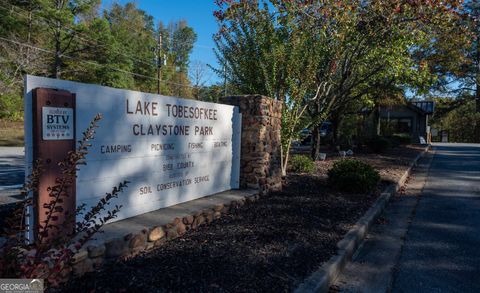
[25,75,241,224]
[42,107,74,140]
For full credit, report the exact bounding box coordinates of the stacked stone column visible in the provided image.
[221,95,282,194]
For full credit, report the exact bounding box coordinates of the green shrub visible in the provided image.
[366,135,391,153]
[328,159,380,193]
[289,155,316,174]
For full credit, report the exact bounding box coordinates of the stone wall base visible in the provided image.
[69,189,259,278]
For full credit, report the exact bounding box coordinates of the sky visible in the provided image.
[103,0,221,84]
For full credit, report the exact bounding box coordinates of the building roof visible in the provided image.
[410,101,435,114]
[406,103,427,115]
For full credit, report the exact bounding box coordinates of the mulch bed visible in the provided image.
[58,146,423,293]
[316,145,424,183]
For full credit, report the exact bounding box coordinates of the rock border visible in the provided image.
[70,191,260,277]
[294,145,431,293]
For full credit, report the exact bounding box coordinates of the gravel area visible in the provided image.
[58,146,423,293]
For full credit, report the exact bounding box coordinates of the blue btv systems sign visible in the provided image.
[25,75,241,224]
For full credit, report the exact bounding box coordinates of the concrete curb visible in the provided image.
[294,145,431,293]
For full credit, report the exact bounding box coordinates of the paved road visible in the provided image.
[333,143,480,293]
[0,147,24,204]
[391,143,480,292]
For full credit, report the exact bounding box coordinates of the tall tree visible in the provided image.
[105,2,157,91]
[35,0,100,78]
[214,0,331,175]
[157,20,197,98]
[425,1,480,142]
[0,0,48,118]
[0,1,200,120]
[299,0,457,154]
[189,60,211,99]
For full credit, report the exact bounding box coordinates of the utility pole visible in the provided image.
[157,32,162,95]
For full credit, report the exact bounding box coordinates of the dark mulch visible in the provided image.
[60,175,380,293]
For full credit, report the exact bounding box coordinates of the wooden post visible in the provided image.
[32,88,76,241]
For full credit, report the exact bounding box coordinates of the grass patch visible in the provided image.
[0,120,24,146]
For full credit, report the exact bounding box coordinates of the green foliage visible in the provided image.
[366,136,391,153]
[213,1,339,175]
[433,99,479,143]
[288,155,316,174]
[0,92,23,120]
[214,0,459,170]
[328,159,380,193]
[417,3,480,142]
[170,21,197,71]
[0,1,199,120]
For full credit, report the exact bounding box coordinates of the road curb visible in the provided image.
[294,145,431,293]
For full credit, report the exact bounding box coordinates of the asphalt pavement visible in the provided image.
[0,146,24,204]
[391,143,480,292]
[333,143,480,293]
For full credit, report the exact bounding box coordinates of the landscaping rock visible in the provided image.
[192,215,205,229]
[129,233,147,249]
[173,217,182,225]
[148,226,165,242]
[71,249,88,264]
[72,258,93,276]
[183,215,194,225]
[145,241,154,251]
[175,222,187,235]
[166,228,179,240]
[105,238,127,258]
[205,211,214,224]
[87,244,105,258]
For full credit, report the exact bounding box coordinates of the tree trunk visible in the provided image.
[332,118,339,146]
[52,22,61,78]
[375,105,381,136]
[52,0,63,78]
[281,141,292,177]
[311,125,321,160]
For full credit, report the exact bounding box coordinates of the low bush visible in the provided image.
[289,155,316,174]
[366,135,391,153]
[328,159,380,193]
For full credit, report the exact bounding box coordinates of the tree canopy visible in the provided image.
[213,0,462,171]
[0,1,203,119]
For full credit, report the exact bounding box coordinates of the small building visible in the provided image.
[379,101,434,143]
